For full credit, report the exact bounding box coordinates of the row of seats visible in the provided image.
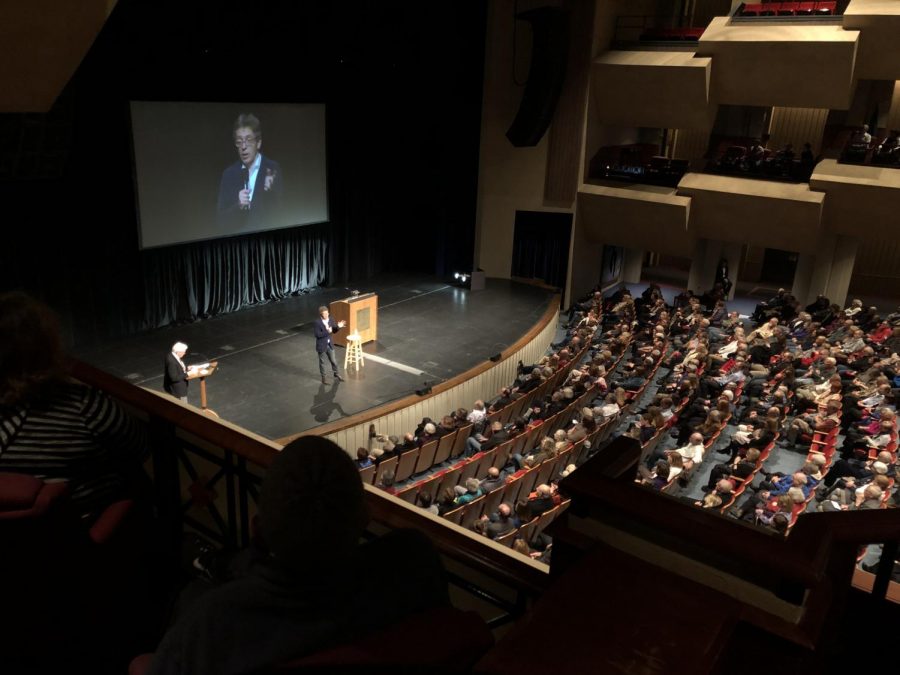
[359,337,597,487]
[739,2,837,16]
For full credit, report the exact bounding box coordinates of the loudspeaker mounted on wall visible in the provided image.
[505,7,569,148]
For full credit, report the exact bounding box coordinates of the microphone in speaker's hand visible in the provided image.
[239,167,251,210]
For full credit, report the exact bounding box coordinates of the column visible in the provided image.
[622,248,644,284]
[721,242,743,301]
[807,232,835,301]
[686,239,708,293]
[824,235,859,309]
[791,252,816,307]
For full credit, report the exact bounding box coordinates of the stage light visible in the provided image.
[461,274,469,283]
[454,272,461,280]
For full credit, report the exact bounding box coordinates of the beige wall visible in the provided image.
[590,52,714,131]
[843,1,900,81]
[696,18,859,109]
[671,128,711,170]
[767,106,829,155]
[475,0,562,279]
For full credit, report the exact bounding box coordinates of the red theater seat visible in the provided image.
[815,1,836,14]
[741,3,764,15]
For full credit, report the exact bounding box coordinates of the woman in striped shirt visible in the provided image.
[0,292,148,520]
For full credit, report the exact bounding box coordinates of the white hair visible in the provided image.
[172,342,188,353]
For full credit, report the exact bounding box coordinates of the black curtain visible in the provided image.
[142,225,328,328]
[511,210,572,293]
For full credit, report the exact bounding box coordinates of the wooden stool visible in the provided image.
[344,333,365,372]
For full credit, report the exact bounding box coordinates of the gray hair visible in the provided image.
[172,342,188,353]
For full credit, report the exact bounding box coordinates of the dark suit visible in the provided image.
[164,352,188,399]
[314,316,343,378]
[217,155,283,230]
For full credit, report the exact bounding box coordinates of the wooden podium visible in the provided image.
[330,293,378,347]
[186,361,219,417]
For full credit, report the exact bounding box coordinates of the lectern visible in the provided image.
[329,293,378,347]
[186,361,219,417]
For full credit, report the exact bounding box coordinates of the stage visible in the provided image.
[76,276,558,441]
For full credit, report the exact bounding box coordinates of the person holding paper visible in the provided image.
[164,341,194,402]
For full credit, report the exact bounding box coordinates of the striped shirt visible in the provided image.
[0,381,148,518]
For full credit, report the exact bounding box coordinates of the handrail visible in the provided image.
[284,294,561,441]
[560,438,900,592]
[560,439,829,587]
[69,358,553,596]
[70,360,282,468]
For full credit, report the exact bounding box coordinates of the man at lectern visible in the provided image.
[164,341,196,402]
[315,306,346,384]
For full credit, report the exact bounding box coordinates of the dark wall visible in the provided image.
[0,0,485,349]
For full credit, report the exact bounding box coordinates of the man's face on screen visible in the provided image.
[234,126,261,168]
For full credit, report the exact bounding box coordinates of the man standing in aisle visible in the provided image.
[315,306,345,384]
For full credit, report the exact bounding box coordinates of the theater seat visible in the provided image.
[0,472,69,519]
[779,2,799,15]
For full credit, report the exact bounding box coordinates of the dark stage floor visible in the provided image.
[77,276,556,440]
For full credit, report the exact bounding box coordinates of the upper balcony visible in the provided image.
[695,16,859,109]
[843,0,900,79]
[676,171,825,252]
[591,50,715,131]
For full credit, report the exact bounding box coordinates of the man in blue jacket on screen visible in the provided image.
[217,113,283,230]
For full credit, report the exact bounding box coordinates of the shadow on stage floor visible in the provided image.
[76,275,557,440]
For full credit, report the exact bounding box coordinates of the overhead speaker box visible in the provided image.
[506,6,569,148]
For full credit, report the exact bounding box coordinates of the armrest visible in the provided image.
[88,499,135,544]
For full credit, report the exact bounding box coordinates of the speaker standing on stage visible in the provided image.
[315,306,345,384]
[164,342,194,402]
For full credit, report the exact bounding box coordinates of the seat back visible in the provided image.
[450,424,473,459]
[460,495,487,530]
[491,440,514,470]
[416,474,443,505]
[534,456,559,487]
[396,485,420,504]
[474,449,496,478]
[395,448,420,482]
[443,505,464,525]
[517,466,541,499]
[374,455,398,486]
[436,466,463,496]
[358,464,376,485]
[413,440,439,475]
[433,430,457,466]
[458,456,482,484]
[481,485,506,518]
